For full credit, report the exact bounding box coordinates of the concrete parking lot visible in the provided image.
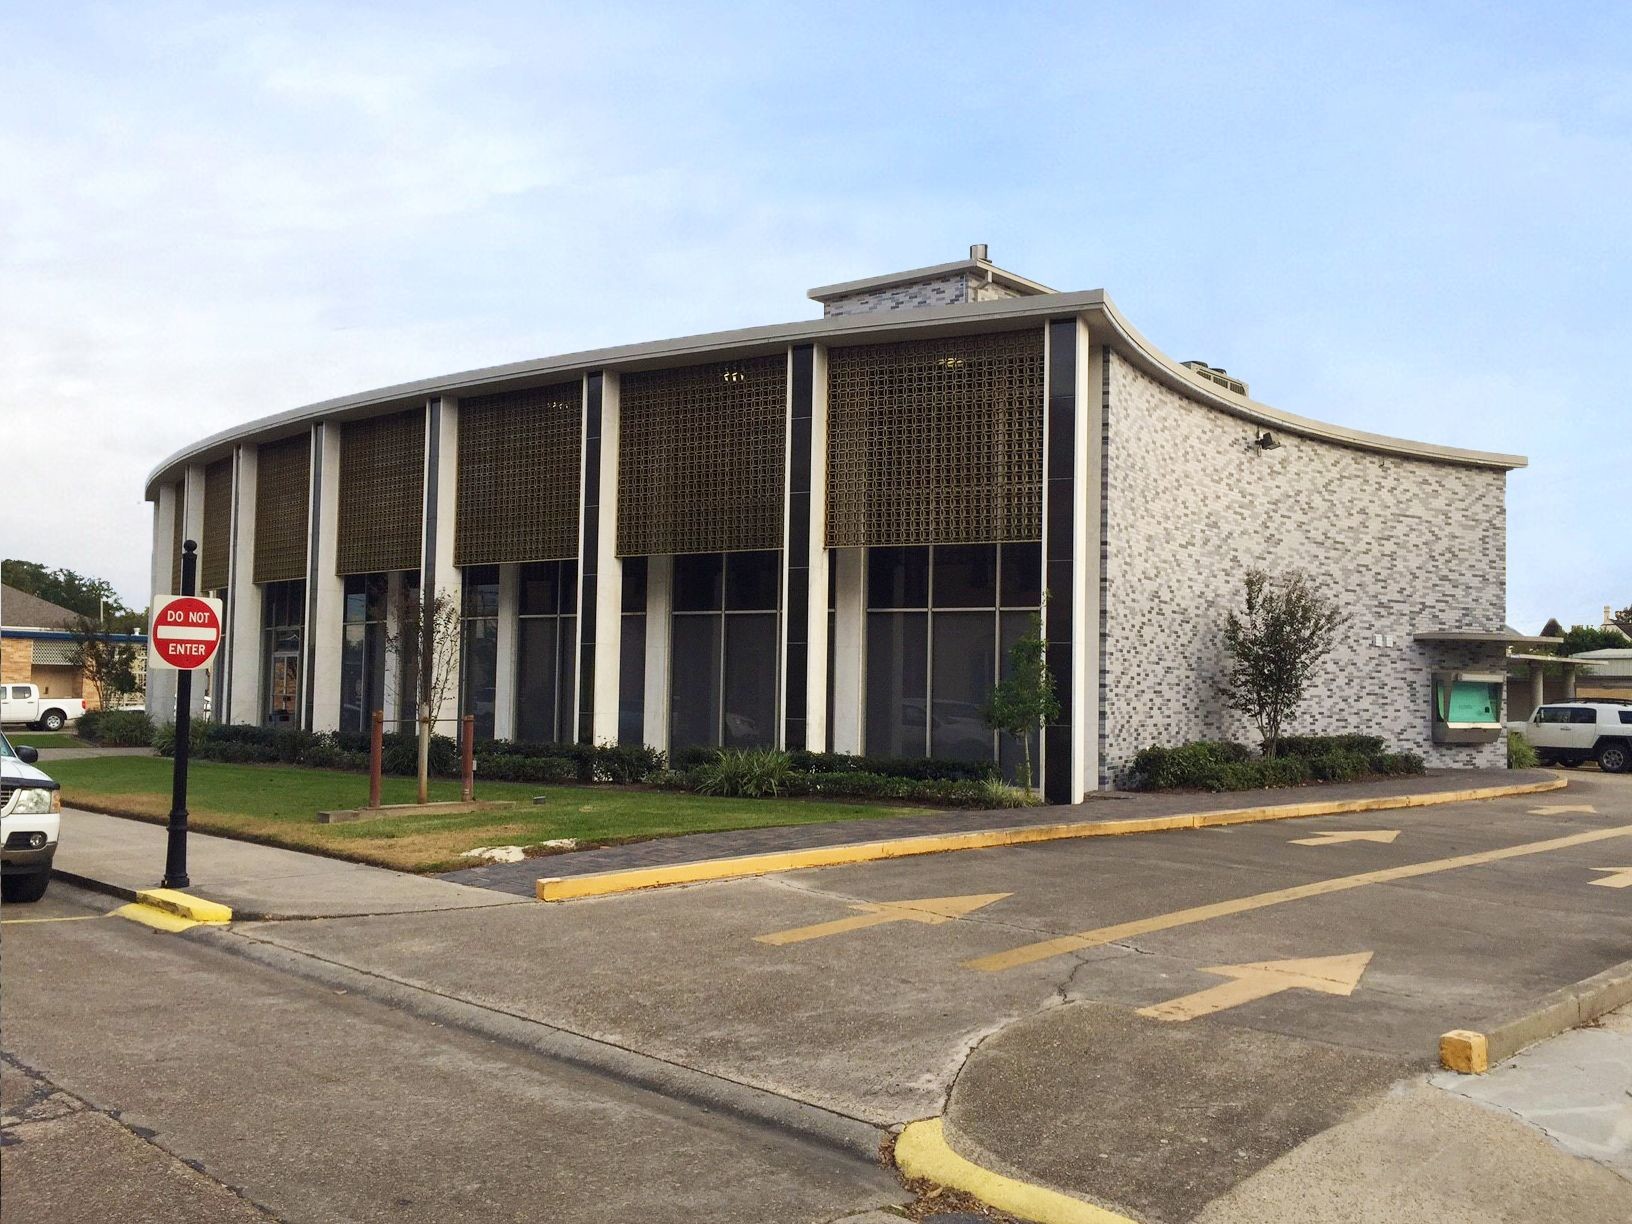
[5,770,1629,1221]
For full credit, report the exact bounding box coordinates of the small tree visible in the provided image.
[1222,570,1345,760]
[982,612,1059,798]
[384,590,462,803]
[66,615,139,712]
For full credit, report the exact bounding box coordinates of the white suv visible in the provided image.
[1526,701,1632,773]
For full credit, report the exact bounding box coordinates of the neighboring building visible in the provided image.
[1574,648,1632,701]
[0,584,146,709]
[143,248,1532,799]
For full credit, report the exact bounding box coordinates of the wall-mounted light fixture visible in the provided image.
[1254,430,1282,451]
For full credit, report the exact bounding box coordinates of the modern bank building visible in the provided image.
[145,248,1534,801]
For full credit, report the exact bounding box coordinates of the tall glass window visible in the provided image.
[339,574,389,733]
[515,559,577,744]
[864,543,1041,775]
[670,550,780,752]
[460,566,500,741]
[261,580,305,727]
[619,557,648,746]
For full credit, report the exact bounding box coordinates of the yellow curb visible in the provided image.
[133,888,234,924]
[536,777,1567,902]
[895,1117,1134,1224]
[1440,1029,1489,1074]
[112,902,203,933]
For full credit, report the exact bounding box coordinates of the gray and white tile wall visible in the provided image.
[1097,352,1509,784]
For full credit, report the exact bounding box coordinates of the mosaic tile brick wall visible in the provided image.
[1098,351,1509,784]
[821,273,1028,317]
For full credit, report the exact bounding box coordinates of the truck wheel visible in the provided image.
[1,871,50,903]
[1536,751,1558,766]
[1599,742,1631,774]
[40,710,66,732]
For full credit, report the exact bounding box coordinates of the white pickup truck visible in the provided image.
[0,684,88,732]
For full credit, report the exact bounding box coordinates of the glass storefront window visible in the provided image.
[863,543,1043,773]
[670,551,780,752]
[261,579,305,727]
[515,560,578,744]
[339,573,388,734]
[461,567,500,741]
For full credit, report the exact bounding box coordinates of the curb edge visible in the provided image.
[895,1117,1134,1224]
[538,776,1569,902]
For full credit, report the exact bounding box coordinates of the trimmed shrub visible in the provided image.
[1130,737,1424,791]
[1306,750,1372,783]
[1129,741,1252,791]
[1507,733,1539,770]
[1275,734,1387,759]
[591,743,664,784]
[77,709,153,747]
[786,750,997,782]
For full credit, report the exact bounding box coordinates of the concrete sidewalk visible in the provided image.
[52,808,527,920]
[443,767,1556,896]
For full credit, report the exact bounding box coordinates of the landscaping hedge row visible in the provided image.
[149,722,997,797]
[1129,735,1424,793]
[76,709,155,747]
[670,745,996,782]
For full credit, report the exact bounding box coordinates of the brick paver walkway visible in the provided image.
[439,768,1541,898]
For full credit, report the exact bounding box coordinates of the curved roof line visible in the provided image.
[144,290,1526,497]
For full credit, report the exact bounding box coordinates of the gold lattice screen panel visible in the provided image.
[456,383,582,566]
[337,409,425,576]
[826,329,1045,547]
[253,434,311,584]
[199,458,233,591]
[617,356,786,556]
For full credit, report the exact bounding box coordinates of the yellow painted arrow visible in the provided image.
[1590,868,1632,889]
[1529,805,1597,816]
[1290,829,1400,847]
[1137,951,1373,1023]
[754,892,1012,946]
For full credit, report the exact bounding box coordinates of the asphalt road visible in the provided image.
[0,885,905,1223]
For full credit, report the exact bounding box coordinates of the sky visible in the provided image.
[2,1,1627,632]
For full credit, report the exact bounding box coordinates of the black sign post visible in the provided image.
[163,539,197,889]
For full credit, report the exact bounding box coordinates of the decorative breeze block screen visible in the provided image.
[200,457,233,591]
[826,329,1045,547]
[456,383,582,566]
[337,409,425,576]
[618,356,787,557]
[253,433,311,584]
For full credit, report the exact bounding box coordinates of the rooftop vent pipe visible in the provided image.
[970,243,989,262]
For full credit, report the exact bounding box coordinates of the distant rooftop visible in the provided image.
[808,244,1057,318]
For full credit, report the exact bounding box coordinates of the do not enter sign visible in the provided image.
[150,595,224,671]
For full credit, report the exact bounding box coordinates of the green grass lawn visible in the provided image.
[45,756,923,874]
[6,732,82,749]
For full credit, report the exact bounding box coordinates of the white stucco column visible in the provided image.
[1076,319,1103,794]
[494,563,519,741]
[804,345,831,752]
[147,484,179,725]
[226,444,262,726]
[590,374,623,745]
[643,554,673,754]
[422,397,461,733]
[307,423,344,733]
[1563,666,1577,700]
[830,546,865,754]
[179,464,210,721]
[382,569,405,724]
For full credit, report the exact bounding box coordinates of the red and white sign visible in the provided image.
[149,595,224,672]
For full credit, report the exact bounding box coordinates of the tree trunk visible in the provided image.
[417,709,431,804]
[1022,733,1033,799]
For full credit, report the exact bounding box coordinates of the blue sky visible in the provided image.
[3,1,1626,630]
